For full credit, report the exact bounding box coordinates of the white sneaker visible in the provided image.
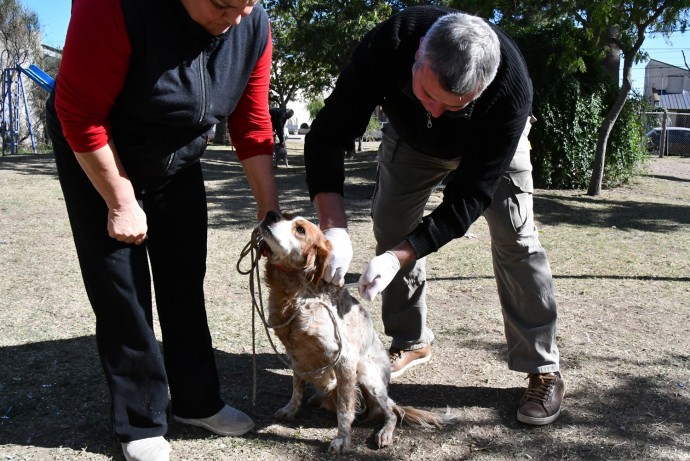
[174,405,254,436]
[121,436,170,461]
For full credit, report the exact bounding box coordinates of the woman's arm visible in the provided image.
[74,141,147,244]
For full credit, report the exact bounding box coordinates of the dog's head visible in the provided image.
[259,211,332,284]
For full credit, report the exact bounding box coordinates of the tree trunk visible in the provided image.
[603,26,621,85]
[587,59,633,196]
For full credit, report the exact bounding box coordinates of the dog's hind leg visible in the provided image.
[275,374,305,420]
[328,363,358,454]
[359,362,397,448]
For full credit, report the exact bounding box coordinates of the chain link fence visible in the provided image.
[641,111,690,157]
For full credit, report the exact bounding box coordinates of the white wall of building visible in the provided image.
[644,59,690,98]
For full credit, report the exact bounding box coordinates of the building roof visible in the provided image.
[659,91,690,111]
[646,58,689,73]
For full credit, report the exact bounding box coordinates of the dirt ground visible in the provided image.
[1,143,689,461]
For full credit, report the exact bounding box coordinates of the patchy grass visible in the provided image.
[1,145,689,461]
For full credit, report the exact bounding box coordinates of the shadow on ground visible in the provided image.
[0,152,59,178]
[534,193,690,231]
[2,335,689,460]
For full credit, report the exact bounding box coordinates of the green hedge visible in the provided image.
[512,24,648,190]
[531,81,647,189]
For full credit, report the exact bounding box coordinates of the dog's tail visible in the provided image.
[392,404,460,429]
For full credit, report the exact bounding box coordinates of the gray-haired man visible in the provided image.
[304,5,564,425]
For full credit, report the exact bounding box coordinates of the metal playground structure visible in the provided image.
[1,50,55,156]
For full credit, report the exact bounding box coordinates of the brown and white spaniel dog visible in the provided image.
[258,211,458,454]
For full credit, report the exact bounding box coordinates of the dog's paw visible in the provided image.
[275,405,298,420]
[375,427,394,448]
[328,436,351,454]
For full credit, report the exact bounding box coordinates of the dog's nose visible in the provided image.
[264,210,282,225]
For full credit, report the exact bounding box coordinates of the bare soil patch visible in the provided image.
[1,145,689,461]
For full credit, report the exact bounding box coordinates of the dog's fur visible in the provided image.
[273,142,289,167]
[258,211,459,454]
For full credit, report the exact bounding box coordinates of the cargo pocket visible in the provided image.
[507,172,534,233]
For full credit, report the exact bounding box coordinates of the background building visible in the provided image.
[644,59,690,112]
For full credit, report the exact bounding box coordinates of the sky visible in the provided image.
[19,0,690,93]
[21,0,71,49]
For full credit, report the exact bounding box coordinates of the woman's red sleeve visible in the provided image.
[54,0,131,153]
[227,27,274,161]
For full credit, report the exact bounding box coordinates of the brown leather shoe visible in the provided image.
[517,371,565,425]
[389,344,432,379]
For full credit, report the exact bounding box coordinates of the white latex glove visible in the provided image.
[358,251,401,301]
[322,227,353,287]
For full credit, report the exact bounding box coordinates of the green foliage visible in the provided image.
[264,0,392,105]
[514,22,599,189]
[534,81,602,189]
[362,116,382,141]
[604,96,649,187]
[512,21,604,99]
[0,0,41,65]
[509,17,652,190]
[532,79,648,189]
[305,97,325,120]
[261,0,684,190]
[465,0,690,192]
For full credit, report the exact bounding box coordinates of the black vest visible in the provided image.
[113,0,270,182]
[65,0,269,184]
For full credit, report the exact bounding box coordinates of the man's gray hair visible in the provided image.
[417,12,501,96]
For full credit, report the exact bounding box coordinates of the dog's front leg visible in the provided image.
[275,374,305,420]
[328,363,357,454]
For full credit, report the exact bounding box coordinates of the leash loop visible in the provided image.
[237,228,344,406]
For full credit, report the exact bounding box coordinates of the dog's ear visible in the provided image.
[304,232,333,284]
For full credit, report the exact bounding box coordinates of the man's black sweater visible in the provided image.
[305,5,532,259]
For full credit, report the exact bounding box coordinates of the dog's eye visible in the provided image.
[295,225,306,235]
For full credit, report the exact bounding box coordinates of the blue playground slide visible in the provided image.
[1,63,55,154]
[17,64,55,92]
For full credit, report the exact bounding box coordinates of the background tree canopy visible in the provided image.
[262,0,690,190]
[10,0,690,188]
[264,0,393,107]
[0,0,41,66]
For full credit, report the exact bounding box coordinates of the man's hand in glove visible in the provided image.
[322,227,353,287]
[358,251,401,301]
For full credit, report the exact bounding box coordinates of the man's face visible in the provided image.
[411,61,480,118]
[181,0,257,35]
